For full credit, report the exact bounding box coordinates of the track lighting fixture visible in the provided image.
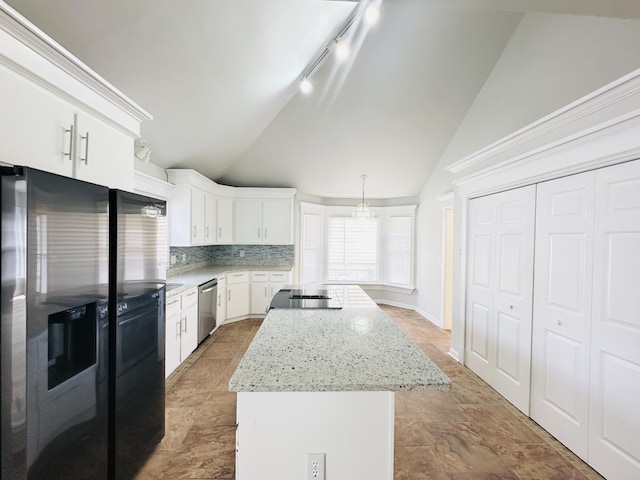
[298,0,381,94]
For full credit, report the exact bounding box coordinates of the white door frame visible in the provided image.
[437,192,454,330]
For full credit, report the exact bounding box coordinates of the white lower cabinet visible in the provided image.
[227,272,250,319]
[165,287,199,378]
[165,295,182,378]
[250,271,290,314]
[216,275,227,325]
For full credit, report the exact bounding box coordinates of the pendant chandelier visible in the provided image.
[352,174,374,221]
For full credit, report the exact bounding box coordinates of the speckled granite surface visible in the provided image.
[229,285,451,393]
[166,265,293,297]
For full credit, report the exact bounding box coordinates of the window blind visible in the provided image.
[327,217,378,282]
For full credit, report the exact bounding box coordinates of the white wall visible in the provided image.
[414,13,640,358]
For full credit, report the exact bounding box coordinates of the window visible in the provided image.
[327,217,379,282]
[384,217,412,286]
[301,212,322,284]
[299,204,416,290]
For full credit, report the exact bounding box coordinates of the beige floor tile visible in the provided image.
[135,307,604,480]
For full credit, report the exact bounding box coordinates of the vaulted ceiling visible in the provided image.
[7,0,640,199]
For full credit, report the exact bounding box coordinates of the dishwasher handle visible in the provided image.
[199,279,218,294]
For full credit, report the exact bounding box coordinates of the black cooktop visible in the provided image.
[269,288,342,310]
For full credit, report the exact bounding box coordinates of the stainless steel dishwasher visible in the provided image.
[198,278,217,344]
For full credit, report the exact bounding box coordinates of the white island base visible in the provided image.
[236,391,394,479]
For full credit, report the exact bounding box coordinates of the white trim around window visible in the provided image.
[299,203,417,292]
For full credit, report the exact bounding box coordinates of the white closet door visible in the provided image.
[531,171,596,460]
[491,186,536,413]
[466,185,535,414]
[466,194,496,384]
[588,160,640,480]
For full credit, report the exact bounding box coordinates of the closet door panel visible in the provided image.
[492,186,536,414]
[466,186,535,414]
[589,160,640,480]
[466,197,495,383]
[531,171,596,460]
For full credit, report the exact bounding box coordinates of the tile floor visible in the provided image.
[135,305,605,480]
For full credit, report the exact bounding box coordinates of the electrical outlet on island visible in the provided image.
[307,453,325,480]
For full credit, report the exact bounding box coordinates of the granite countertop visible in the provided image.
[229,285,451,393]
[166,265,293,297]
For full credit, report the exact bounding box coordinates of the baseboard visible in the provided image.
[375,300,443,329]
[447,347,463,364]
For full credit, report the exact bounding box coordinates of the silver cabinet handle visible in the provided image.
[193,225,197,238]
[264,286,267,297]
[206,226,210,237]
[218,294,221,307]
[183,316,188,333]
[264,228,267,239]
[64,124,74,159]
[80,131,89,164]
[257,227,261,239]
[219,227,222,238]
[176,321,181,337]
[228,290,231,301]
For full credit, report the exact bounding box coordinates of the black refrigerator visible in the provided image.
[108,190,166,479]
[1,167,166,480]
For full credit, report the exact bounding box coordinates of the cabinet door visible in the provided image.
[180,303,199,361]
[235,199,263,244]
[465,185,535,415]
[190,188,206,245]
[217,278,227,325]
[217,197,234,243]
[165,296,182,378]
[75,111,134,190]
[263,200,293,244]
[531,171,596,460]
[251,281,270,315]
[204,193,217,244]
[227,283,250,319]
[0,65,74,177]
[588,160,640,479]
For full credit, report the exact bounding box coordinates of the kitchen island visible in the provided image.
[229,285,450,479]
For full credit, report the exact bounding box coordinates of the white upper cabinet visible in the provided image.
[235,199,263,244]
[74,111,134,190]
[263,200,294,244]
[204,193,217,244]
[166,169,235,246]
[0,7,150,190]
[217,197,234,244]
[0,64,75,177]
[234,190,295,245]
[167,170,295,247]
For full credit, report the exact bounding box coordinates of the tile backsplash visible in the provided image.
[168,244,294,275]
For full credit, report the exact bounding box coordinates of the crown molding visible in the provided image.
[453,108,640,197]
[0,2,151,123]
[134,171,174,201]
[447,67,640,175]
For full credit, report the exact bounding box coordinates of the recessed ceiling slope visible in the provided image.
[5,0,357,177]
[220,4,523,199]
